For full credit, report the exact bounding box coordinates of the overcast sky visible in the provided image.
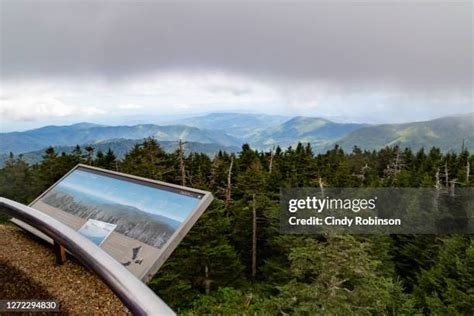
[0,1,472,131]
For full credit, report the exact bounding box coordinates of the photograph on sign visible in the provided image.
[26,165,213,281]
[78,219,117,246]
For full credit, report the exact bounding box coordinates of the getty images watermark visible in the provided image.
[280,188,474,234]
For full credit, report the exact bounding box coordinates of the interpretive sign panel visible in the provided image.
[13,164,213,282]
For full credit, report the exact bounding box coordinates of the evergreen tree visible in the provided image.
[120,138,172,180]
[261,236,418,315]
[414,236,474,315]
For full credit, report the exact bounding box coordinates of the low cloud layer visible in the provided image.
[0,1,472,130]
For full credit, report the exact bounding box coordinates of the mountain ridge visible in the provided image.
[1,113,472,157]
[0,123,241,154]
[247,116,368,151]
[335,114,474,153]
[167,112,290,138]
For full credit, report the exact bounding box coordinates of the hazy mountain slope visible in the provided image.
[0,123,240,154]
[248,116,367,150]
[335,114,474,152]
[0,138,240,166]
[2,114,470,157]
[0,123,104,155]
[169,112,289,137]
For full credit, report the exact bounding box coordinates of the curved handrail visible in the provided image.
[0,197,175,316]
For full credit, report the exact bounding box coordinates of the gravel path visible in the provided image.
[0,224,130,315]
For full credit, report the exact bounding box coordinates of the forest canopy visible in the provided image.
[0,139,473,315]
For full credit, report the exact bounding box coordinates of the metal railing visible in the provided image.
[0,197,175,316]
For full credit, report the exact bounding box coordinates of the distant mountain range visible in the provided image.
[0,122,240,153]
[0,113,472,165]
[335,114,474,153]
[247,116,367,150]
[169,112,289,138]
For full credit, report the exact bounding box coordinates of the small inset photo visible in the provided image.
[78,219,117,246]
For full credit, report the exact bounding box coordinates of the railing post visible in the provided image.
[53,241,67,265]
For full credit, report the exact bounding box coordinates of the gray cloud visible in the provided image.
[1,1,472,96]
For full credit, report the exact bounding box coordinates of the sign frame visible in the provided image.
[13,164,213,282]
